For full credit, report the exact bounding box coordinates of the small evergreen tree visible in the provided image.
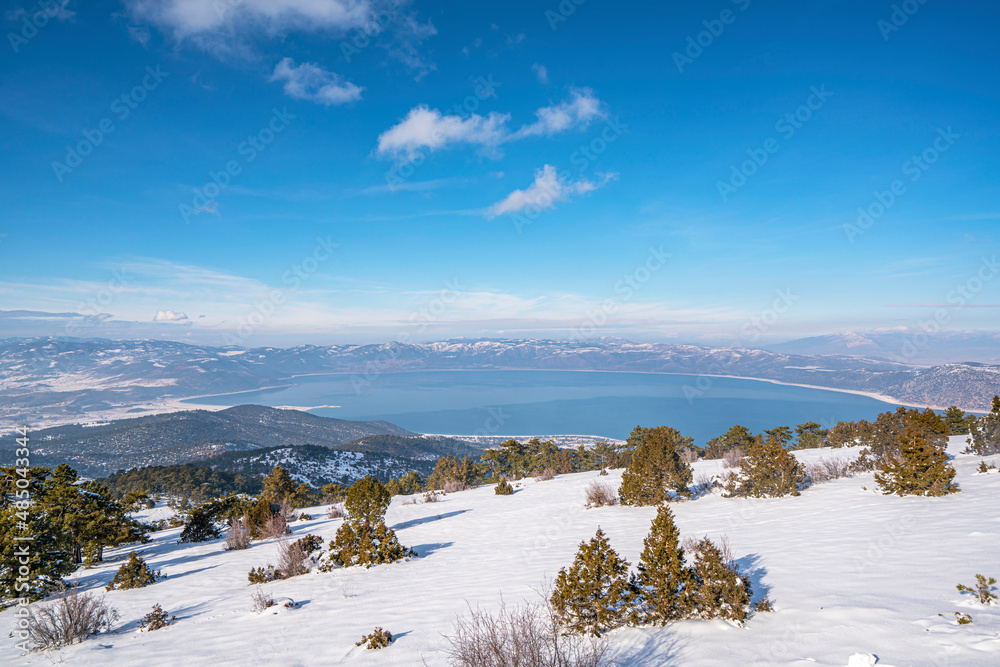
[618,426,693,506]
[703,424,755,460]
[688,538,751,622]
[943,406,976,436]
[178,507,220,543]
[550,528,635,636]
[494,478,514,495]
[324,476,413,569]
[968,396,1000,456]
[106,552,160,591]
[874,430,959,496]
[633,506,693,624]
[794,422,828,449]
[344,475,391,529]
[724,433,806,498]
[261,465,297,506]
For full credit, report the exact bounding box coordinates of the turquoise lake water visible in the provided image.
[183,370,900,445]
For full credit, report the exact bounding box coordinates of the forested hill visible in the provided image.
[0,405,414,477]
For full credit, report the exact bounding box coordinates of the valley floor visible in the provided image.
[2,438,998,665]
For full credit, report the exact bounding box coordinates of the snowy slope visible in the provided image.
[2,437,998,666]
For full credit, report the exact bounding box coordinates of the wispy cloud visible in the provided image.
[532,63,549,84]
[376,106,510,160]
[508,88,604,140]
[487,165,616,218]
[270,58,362,106]
[375,89,606,160]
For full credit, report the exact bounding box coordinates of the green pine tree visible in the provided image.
[324,476,413,569]
[550,527,635,636]
[261,465,297,506]
[178,507,220,543]
[703,424,755,460]
[688,538,751,622]
[106,551,161,591]
[967,396,1000,456]
[724,433,806,498]
[874,430,960,496]
[633,505,693,624]
[618,426,694,506]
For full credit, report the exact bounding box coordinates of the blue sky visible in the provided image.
[0,0,998,347]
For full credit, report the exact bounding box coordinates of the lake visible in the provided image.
[183,370,900,445]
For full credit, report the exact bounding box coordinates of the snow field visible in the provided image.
[2,437,998,665]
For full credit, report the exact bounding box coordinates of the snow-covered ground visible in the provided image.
[2,437,998,665]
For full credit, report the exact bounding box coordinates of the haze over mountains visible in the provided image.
[765,331,1000,365]
[2,335,998,431]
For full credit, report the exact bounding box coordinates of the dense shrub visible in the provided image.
[138,604,175,631]
[830,407,949,470]
[724,434,806,498]
[106,552,160,591]
[356,627,393,650]
[687,538,752,622]
[874,430,959,496]
[24,586,119,651]
[247,565,277,585]
[495,478,514,495]
[619,426,693,505]
[178,507,220,543]
[550,528,634,637]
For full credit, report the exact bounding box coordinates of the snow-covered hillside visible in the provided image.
[2,438,998,665]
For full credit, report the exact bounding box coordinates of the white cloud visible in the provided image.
[153,309,189,322]
[270,58,362,106]
[123,0,371,40]
[509,88,605,140]
[486,165,616,218]
[532,63,549,84]
[376,89,606,160]
[376,105,510,159]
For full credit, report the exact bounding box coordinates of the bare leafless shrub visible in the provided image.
[680,447,699,464]
[535,468,556,482]
[278,499,296,522]
[424,490,440,503]
[584,481,617,509]
[444,479,469,493]
[807,457,852,484]
[263,512,289,539]
[251,586,274,613]
[24,586,119,651]
[327,503,347,519]
[224,516,252,551]
[276,538,308,579]
[445,599,616,667]
[722,448,743,469]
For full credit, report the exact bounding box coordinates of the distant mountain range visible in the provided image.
[766,331,1000,365]
[1,337,998,431]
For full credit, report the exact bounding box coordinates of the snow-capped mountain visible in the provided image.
[1,336,998,429]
